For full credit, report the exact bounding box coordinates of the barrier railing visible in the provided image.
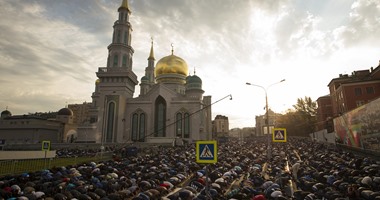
[0,154,113,177]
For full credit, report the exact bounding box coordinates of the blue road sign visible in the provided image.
[196,140,217,163]
[272,128,287,142]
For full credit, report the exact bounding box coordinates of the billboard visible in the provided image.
[334,97,380,151]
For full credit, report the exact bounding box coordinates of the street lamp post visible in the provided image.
[246,79,285,161]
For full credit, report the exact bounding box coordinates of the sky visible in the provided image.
[0,0,379,129]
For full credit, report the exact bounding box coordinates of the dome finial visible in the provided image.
[171,43,174,55]
[194,67,196,75]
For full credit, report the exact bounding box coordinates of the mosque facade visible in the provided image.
[88,0,212,144]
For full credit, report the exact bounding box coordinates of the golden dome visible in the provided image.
[155,54,188,77]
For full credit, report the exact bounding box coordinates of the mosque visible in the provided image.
[85,0,213,144]
[0,0,213,145]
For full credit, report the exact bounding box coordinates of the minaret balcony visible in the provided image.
[114,20,131,26]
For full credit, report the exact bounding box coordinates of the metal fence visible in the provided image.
[0,153,113,177]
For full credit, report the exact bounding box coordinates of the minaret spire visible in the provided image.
[148,37,155,60]
[145,37,156,85]
[118,0,131,13]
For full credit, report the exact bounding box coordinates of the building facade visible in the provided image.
[255,109,279,136]
[315,95,334,133]
[328,62,380,117]
[68,102,92,125]
[212,115,229,138]
[89,0,212,144]
[0,108,77,144]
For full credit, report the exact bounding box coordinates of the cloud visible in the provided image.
[0,0,103,114]
[336,0,380,47]
[1,0,379,128]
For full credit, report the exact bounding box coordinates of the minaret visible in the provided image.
[107,0,134,68]
[92,0,138,144]
[147,37,155,84]
[140,38,156,96]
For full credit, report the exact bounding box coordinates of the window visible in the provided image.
[176,113,182,137]
[106,102,115,142]
[131,112,146,142]
[132,113,138,141]
[354,88,362,96]
[356,101,365,107]
[154,96,166,137]
[175,112,190,138]
[123,31,127,44]
[113,54,118,67]
[117,30,121,43]
[90,117,97,123]
[184,113,190,138]
[139,114,145,141]
[355,88,362,96]
[122,55,127,67]
[366,87,374,94]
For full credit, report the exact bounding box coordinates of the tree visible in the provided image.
[277,96,317,137]
[293,96,317,116]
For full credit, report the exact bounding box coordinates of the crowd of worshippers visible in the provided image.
[0,137,379,200]
[55,146,119,158]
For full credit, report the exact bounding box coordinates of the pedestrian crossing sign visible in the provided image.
[272,128,287,142]
[196,140,217,163]
[42,140,51,151]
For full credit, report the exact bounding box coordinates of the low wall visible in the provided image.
[310,130,335,144]
[0,150,56,160]
[146,137,176,145]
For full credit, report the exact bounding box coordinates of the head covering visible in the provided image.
[271,190,283,198]
[252,194,266,200]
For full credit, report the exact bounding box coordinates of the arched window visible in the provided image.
[184,112,190,138]
[131,112,146,142]
[176,113,182,137]
[175,111,190,138]
[113,54,118,67]
[106,102,115,142]
[154,96,166,137]
[131,113,138,141]
[122,55,127,67]
[117,30,121,43]
[123,31,127,44]
[139,113,145,141]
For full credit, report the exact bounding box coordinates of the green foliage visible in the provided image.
[277,96,317,136]
[293,96,317,116]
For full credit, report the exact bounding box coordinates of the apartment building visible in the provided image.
[328,61,380,117]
